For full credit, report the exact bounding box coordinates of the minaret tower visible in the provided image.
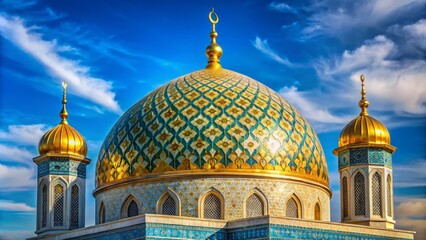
[333,75,396,229]
[34,82,90,235]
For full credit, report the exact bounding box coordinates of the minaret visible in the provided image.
[333,75,396,229]
[33,82,90,235]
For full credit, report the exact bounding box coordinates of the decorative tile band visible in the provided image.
[269,224,410,240]
[338,148,392,169]
[37,160,87,178]
[48,222,412,240]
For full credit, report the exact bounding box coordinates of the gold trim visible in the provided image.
[333,143,396,155]
[33,153,91,164]
[93,170,331,196]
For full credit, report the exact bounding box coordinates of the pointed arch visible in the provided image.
[156,189,181,216]
[244,188,268,218]
[314,201,321,220]
[99,202,106,224]
[353,171,366,216]
[70,184,80,229]
[199,188,225,219]
[387,174,393,217]
[285,194,302,218]
[342,176,349,218]
[53,183,65,226]
[120,194,141,218]
[372,171,382,216]
[41,183,48,228]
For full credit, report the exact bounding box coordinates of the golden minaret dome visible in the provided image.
[335,75,395,153]
[38,82,88,157]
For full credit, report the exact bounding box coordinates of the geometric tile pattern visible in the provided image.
[95,178,330,222]
[96,68,328,188]
[339,148,392,169]
[38,160,87,178]
[52,222,412,240]
[269,224,411,240]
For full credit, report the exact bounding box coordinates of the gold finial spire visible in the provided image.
[358,74,369,116]
[60,81,69,124]
[205,8,223,69]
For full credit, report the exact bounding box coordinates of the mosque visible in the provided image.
[30,9,414,240]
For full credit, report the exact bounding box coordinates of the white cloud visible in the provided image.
[0,15,122,114]
[0,124,50,146]
[0,164,35,191]
[396,199,426,218]
[321,36,396,74]
[269,2,297,14]
[315,34,426,116]
[395,199,426,240]
[397,218,426,240]
[279,86,350,132]
[388,19,426,56]
[0,200,35,212]
[0,144,35,165]
[252,36,294,67]
[301,0,425,39]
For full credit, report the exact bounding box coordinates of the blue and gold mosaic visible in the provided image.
[55,221,411,240]
[38,160,86,178]
[96,68,328,188]
[338,148,392,169]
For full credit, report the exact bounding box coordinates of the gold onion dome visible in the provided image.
[95,9,329,189]
[38,82,88,157]
[336,75,395,153]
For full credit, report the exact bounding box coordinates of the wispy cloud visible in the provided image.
[279,86,351,132]
[0,144,35,165]
[0,15,122,114]
[316,35,426,116]
[0,0,37,11]
[0,124,49,146]
[393,159,426,188]
[0,200,35,212]
[252,36,294,67]
[0,164,35,191]
[300,0,425,40]
[269,2,297,14]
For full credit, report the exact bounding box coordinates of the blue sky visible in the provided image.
[0,0,425,239]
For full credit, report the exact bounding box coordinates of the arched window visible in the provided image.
[354,172,366,216]
[286,195,301,218]
[53,184,64,226]
[342,176,348,218]
[372,172,382,216]
[127,200,139,217]
[314,202,321,220]
[203,194,222,219]
[121,195,140,218]
[245,193,264,218]
[41,184,47,228]
[161,195,177,215]
[70,185,79,228]
[387,175,392,217]
[99,203,106,224]
[157,190,180,216]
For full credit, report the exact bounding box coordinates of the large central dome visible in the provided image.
[96,67,329,188]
